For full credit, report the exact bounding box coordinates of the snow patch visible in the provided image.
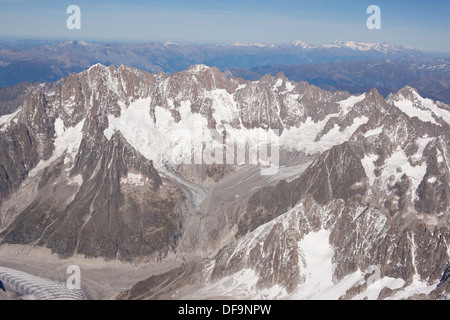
[272,78,294,92]
[281,116,369,154]
[121,173,148,186]
[352,277,405,300]
[66,174,83,205]
[0,109,21,131]
[394,97,438,124]
[411,137,435,162]
[364,127,383,137]
[188,64,210,72]
[69,174,83,186]
[29,118,85,178]
[319,116,369,148]
[427,176,437,184]
[412,91,450,125]
[294,230,333,298]
[392,91,450,125]
[196,268,287,300]
[371,147,427,204]
[338,93,366,115]
[284,81,295,92]
[388,278,439,300]
[210,89,239,124]
[274,78,283,88]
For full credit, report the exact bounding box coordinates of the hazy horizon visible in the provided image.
[0,37,449,56]
[0,0,449,53]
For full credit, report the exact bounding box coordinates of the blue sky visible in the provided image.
[0,0,449,52]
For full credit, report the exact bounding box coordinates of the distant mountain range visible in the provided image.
[227,58,450,104]
[1,39,449,104]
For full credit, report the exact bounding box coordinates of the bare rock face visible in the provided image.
[0,124,39,200]
[0,65,181,261]
[415,138,450,214]
[213,220,304,293]
[116,261,204,300]
[428,265,450,299]
[1,126,180,261]
[238,141,366,236]
[0,83,30,116]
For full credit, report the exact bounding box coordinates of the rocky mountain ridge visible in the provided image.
[0,64,448,299]
[1,39,448,103]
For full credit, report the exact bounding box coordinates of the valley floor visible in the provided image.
[0,244,185,300]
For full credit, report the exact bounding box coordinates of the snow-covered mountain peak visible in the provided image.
[187,64,212,73]
[232,42,268,48]
[164,41,182,46]
[87,62,105,71]
[387,86,450,126]
[321,40,407,53]
[289,40,314,49]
